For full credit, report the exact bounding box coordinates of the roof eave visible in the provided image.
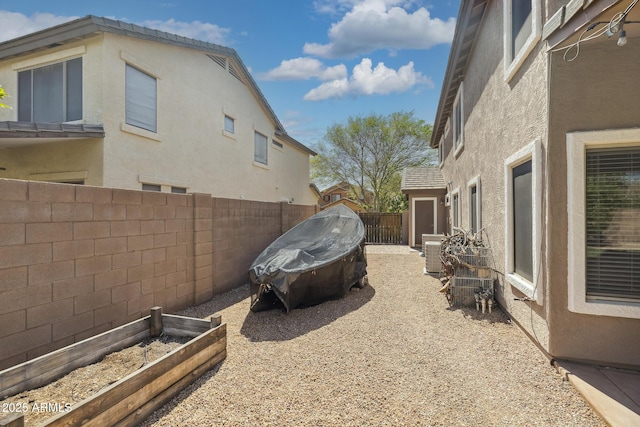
[430,0,488,148]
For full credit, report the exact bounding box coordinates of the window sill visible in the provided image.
[506,273,539,302]
[454,142,464,158]
[121,123,161,142]
[252,161,269,170]
[568,296,640,319]
[222,130,237,140]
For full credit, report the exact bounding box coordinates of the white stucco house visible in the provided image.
[0,16,318,205]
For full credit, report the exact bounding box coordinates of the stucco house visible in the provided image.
[433,0,639,368]
[401,166,447,248]
[0,16,317,205]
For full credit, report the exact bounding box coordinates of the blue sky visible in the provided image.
[0,0,460,148]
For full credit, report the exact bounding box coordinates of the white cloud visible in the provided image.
[260,57,347,81]
[140,19,231,45]
[304,0,456,58]
[303,58,432,101]
[0,10,78,42]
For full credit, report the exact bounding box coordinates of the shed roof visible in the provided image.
[0,15,315,156]
[401,166,447,191]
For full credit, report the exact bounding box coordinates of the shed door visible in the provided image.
[415,200,435,245]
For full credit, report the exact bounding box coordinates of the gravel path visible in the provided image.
[142,247,604,426]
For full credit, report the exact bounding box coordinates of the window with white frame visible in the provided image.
[126,64,157,133]
[567,129,640,318]
[254,131,268,165]
[468,176,481,234]
[18,57,83,123]
[504,140,541,302]
[453,82,464,156]
[224,115,235,134]
[451,188,460,229]
[438,135,444,166]
[331,194,341,202]
[503,0,541,81]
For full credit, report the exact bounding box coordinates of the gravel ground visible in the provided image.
[141,247,604,427]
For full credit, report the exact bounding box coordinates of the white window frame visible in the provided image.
[453,82,464,157]
[254,130,269,166]
[224,114,235,134]
[125,63,158,133]
[504,139,542,304]
[467,176,481,234]
[567,128,640,319]
[438,135,444,168]
[451,187,461,229]
[503,0,541,82]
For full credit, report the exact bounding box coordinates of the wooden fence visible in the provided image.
[359,213,403,244]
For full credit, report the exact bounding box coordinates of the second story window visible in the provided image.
[224,115,235,134]
[453,82,464,156]
[254,131,268,165]
[126,64,157,133]
[18,57,83,123]
[503,0,540,80]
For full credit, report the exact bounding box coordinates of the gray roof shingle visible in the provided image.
[401,166,447,191]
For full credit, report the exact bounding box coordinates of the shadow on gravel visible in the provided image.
[446,305,511,324]
[240,284,375,342]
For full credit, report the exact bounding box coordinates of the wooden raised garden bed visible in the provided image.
[0,307,226,427]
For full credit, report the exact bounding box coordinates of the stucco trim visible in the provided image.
[11,45,86,71]
[503,0,542,82]
[451,187,461,229]
[453,81,465,158]
[567,128,640,319]
[504,139,542,304]
[467,175,482,233]
[121,123,161,142]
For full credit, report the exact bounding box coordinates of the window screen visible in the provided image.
[452,193,459,228]
[513,160,533,281]
[585,147,640,301]
[18,57,82,123]
[512,0,533,59]
[126,64,157,132]
[254,131,268,165]
[470,185,478,233]
[224,115,235,134]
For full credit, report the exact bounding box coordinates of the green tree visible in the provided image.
[312,111,435,212]
[0,85,9,109]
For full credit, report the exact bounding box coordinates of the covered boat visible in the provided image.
[249,204,368,312]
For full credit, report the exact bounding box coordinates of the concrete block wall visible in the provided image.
[0,179,317,370]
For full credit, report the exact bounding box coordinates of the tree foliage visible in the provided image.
[312,111,435,212]
[0,85,9,109]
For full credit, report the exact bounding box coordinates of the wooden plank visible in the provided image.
[89,338,226,427]
[150,307,162,337]
[161,314,210,334]
[0,413,23,427]
[113,348,227,426]
[44,324,226,427]
[0,318,149,398]
[160,327,201,338]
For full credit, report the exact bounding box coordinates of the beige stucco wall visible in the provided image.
[547,37,640,367]
[99,33,315,205]
[0,33,315,205]
[438,0,550,351]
